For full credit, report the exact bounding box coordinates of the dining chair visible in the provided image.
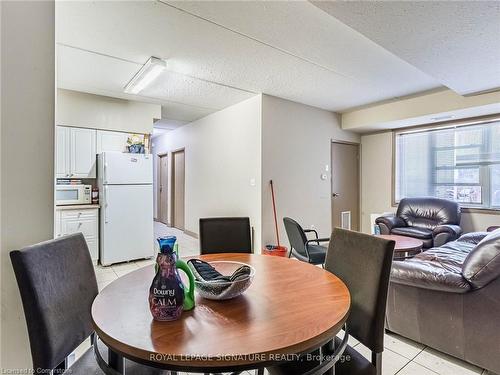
[268,228,395,375]
[10,233,167,375]
[283,217,329,266]
[199,217,252,254]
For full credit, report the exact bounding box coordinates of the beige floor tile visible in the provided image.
[398,361,440,375]
[354,344,410,375]
[95,271,118,283]
[413,348,483,375]
[384,332,425,360]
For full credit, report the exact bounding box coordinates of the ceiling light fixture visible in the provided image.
[124,57,166,94]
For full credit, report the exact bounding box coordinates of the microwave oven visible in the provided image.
[55,184,92,205]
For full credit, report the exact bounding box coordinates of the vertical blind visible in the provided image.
[395,120,500,209]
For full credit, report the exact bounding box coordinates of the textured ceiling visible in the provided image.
[312,1,500,96]
[56,1,452,123]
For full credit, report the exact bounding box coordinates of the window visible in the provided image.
[395,119,500,209]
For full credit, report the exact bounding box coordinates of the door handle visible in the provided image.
[104,186,109,224]
[332,192,340,197]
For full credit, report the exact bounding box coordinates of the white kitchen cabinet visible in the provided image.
[55,207,99,263]
[55,127,70,178]
[96,130,129,154]
[70,127,97,177]
[56,126,97,178]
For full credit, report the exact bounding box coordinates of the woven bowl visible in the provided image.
[194,261,255,301]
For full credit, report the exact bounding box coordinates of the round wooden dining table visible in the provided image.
[91,253,351,374]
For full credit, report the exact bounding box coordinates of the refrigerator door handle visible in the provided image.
[103,163,108,184]
[104,185,109,224]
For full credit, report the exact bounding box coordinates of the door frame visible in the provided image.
[157,152,169,225]
[171,148,186,230]
[330,139,361,231]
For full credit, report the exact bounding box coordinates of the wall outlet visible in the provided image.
[249,178,256,186]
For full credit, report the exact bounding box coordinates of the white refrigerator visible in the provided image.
[98,152,154,266]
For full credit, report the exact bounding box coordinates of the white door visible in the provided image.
[70,127,97,178]
[101,152,152,184]
[96,130,129,154]
[55,126,70,178]
[101,184,154,265]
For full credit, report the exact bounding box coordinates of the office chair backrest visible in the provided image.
[10,233,98,371]
[283,217,308,257]
[199,217,252,254]
[325,228,395,353]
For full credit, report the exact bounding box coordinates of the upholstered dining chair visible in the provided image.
[268,228,395,375]
[199,217,252,254]
[10,233,167,375]
[283,217,329,266]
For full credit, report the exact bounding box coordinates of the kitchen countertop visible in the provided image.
[56,204,100,210]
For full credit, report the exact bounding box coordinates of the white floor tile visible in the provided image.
[355,344,410,375]
[384,332,425,360]
[413,348,483,375]
[398,361,440,375]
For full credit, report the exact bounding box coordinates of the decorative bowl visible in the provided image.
[194,261,255,300]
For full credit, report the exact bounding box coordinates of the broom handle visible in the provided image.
[270,180,280,247]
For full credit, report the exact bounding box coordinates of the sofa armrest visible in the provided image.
[432,224,462,247]
[375,215,406,234]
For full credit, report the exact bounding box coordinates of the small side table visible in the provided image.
[375,235,424,260]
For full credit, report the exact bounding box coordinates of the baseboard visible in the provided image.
[184,229,199,239]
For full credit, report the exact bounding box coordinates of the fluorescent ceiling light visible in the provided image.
[124,57,166,94]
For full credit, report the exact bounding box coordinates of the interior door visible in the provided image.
[331,142,360,231]
[172,150,185,230]
[158,154,169,225]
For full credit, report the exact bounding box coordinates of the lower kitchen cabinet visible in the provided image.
[55,206,99,264]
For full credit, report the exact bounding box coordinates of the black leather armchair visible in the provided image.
[376,197,462,248]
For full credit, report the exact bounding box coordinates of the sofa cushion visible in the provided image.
[392,226,433,239]
[391,240,475,293]
[462,229,500,289]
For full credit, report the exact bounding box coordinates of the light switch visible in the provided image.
[325,164,329,172]
[250,178,256,186]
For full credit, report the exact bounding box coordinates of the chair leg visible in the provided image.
[372,352,382,375]
[53,357,68,374]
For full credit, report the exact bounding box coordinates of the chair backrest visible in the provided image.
[325,228,395,353]
[396,197,461,229]
[199,217,252,254]
[283,217,308,257]
[10,233,98,371]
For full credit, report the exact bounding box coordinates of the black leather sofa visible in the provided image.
[376,197,462,248]
[387,229,500,374]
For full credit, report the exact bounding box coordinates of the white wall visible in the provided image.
[152,95,262,250]
[1,1,55,369]
[261,95,360,249]
[360,131,500,233]
[57,89,160,134]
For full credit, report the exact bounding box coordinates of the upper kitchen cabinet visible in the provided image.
[96,130,129,154]
[56,126,97,178]
[55,126,70,178]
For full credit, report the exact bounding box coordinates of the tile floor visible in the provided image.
[82,222,496,375]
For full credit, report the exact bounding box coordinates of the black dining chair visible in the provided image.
[283,217,329,266]
[10,233,167,375]
[199,217,252,254]
[268,228,395,375]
